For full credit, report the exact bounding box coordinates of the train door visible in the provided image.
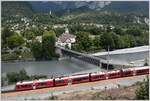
[68,78,72,86]
[133,69,136,76]
[32,83,36,90]
[106,73,109,79]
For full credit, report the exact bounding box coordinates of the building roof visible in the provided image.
[58,28,76,43]
[58,32,75,43]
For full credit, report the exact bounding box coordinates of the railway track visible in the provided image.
[1,75,148,100]
[1,73,148,94]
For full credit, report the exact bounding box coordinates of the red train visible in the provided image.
[15,66,149,91]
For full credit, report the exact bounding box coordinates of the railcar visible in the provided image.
[121,68,134,77]
[134,66,149,75]
[90,72,106,81]
[54,77,69,86]
[70,74,89,84]
[107,70,121,79]
[15,81,34,91]
[34,79,54,89]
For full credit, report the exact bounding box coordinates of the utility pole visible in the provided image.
[107,46,110,71]
[99,59,101,72]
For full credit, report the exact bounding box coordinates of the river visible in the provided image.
[2,58,100,78]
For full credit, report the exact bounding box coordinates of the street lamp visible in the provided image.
[107,46,110,71]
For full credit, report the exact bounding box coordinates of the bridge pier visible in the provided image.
[56,46,107,67]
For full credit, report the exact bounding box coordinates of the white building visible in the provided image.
[56,28,76,49]
[35,36,42,43]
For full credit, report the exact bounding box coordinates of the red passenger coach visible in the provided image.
[54,77,69,86]
[121,68,134,77]
[15,81,33,91]
[34,79,54,89]
[107,70,121,79]
[134,66,149,75]
[70,74,89,84]
[90,72,106,81]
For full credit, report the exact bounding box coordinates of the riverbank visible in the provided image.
[52,82,140,100]
[1,57,61,63]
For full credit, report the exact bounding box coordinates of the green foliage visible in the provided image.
[5,69,47,84]
[113,27,125,35]
[7,32,24,49]
[100,32,115,51]
[126,28,142,36]
[65,44,70,49]
[74,32,92,52]
[144,59,148,66]
[2,27,14,48]
[42,30,56,60]
[23,30,35,40]
[135,76,149,100]
[1,76,8,86]
[31,27,44,36]
[2,53,18,61]
[30,75,47,80]
[31,41,43,60]
[93,36,101,48]
[6,69,29,84]
[121,35,136,48]
[54,28,65,37]
[31,30,57,60]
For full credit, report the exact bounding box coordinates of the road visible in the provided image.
[1,75,148,100]
[92,46,149,66]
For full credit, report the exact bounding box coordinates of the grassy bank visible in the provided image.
[47,80,148,100]
[1,52,34,61]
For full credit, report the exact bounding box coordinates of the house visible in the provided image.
[56,28,76,49]
[35,36,42,43]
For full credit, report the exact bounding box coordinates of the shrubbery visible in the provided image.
[3,69,47,85]
[135,76,149,100]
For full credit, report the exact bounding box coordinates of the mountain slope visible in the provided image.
[102,1,149,17]
[2,1,33,17]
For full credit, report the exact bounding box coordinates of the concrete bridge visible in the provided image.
[55,45,113,68]
[56,45,149,67]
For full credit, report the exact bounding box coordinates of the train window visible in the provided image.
[57,80,65,83]
[137,70,146,73]
[21,85,25,88]
[123,71,132,75]
[40,82,46,86]
[17,85,20,88]
[94,75,104,79]
[73,77,88,82]
[73,78,80,81]
[109,73,119,76]
[82,77,88,80]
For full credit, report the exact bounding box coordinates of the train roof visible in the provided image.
[70,74,89,78]
[16,81,34,85]
[134,66,149,70]
[122,68,134,71]
[35,79,53,83]
[107,70,120,74]
[55,76,69,80]
[91,72,106,76]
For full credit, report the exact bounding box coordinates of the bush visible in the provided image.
[2,53,18,61]
[6,69,47,84]
[30,74,47,80]
[144,59,148,66]
[135,76,149,100]
[6,69,29,84]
